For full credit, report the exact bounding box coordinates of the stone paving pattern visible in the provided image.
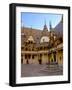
[21,64,63,77]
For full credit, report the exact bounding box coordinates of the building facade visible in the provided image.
[21,18,63,65]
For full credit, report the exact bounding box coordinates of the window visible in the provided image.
[30,41,33,44]
[28,41,30,44]
[43,39,45,42]
[32,55,34,59]
[21,58,23,64]
[21,55,23,63]
[40,54,42,58]
[25,48,28,51]
[32,48,34,51]
[25,55,27,59]
[40,47,42,50]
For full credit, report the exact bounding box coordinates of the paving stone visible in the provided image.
[21,64,63,77]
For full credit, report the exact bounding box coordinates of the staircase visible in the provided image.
[39,63,63,75]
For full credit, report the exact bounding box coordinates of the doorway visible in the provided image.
[54,52,56,62]
[26,59,29,64]
[38,59,42,64]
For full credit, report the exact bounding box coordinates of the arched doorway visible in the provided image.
[54,52,56,62]
[38,59,42,64]
[25,54,29,64]
[21,55,23,64]
[26,59,29,64]
[38,54,42,64]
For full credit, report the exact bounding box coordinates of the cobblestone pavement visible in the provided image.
[21,64,63,77]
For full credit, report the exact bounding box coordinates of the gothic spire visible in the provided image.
[49,21,52,30]
[43,20,48,31]
[42,20,48,36]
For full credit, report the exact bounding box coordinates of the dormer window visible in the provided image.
[43,39,45,42]
[27,36,35,43]
[40,36,49,43]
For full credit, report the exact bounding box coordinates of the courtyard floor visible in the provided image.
[21,64,63,77]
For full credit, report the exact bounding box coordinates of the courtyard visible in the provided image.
[21,64,63,77]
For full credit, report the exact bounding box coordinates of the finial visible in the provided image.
[45,20,46,25]
[43,19,48,31]
[49,21,52,30]
[30,25,32,29]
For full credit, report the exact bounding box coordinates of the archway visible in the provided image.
[26,59,29,64]
[38,59,42,64]
[54,52,56,62]
[38,54,42,64]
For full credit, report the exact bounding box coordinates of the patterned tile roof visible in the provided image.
[54,17,63,37]
[21,27,50,44]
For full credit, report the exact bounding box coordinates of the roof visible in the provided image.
[21,27,50,44]
[54,18,63,37]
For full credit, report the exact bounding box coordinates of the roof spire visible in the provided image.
[49,21,52,30]
[43,19,48,31]
[31,25,32,29]
[45,19,46,25]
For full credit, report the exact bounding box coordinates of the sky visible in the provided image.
[21,12,62,31]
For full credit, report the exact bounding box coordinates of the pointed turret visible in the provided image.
[43,20,48,31]
[41,20,49,36]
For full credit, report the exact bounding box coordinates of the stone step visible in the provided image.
[39,64,63,73]
[40,69,63,73]
[47,65,59,67]
[45,68,62,71]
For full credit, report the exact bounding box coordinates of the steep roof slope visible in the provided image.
[54,21,63,37]
[54,17,63,37]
